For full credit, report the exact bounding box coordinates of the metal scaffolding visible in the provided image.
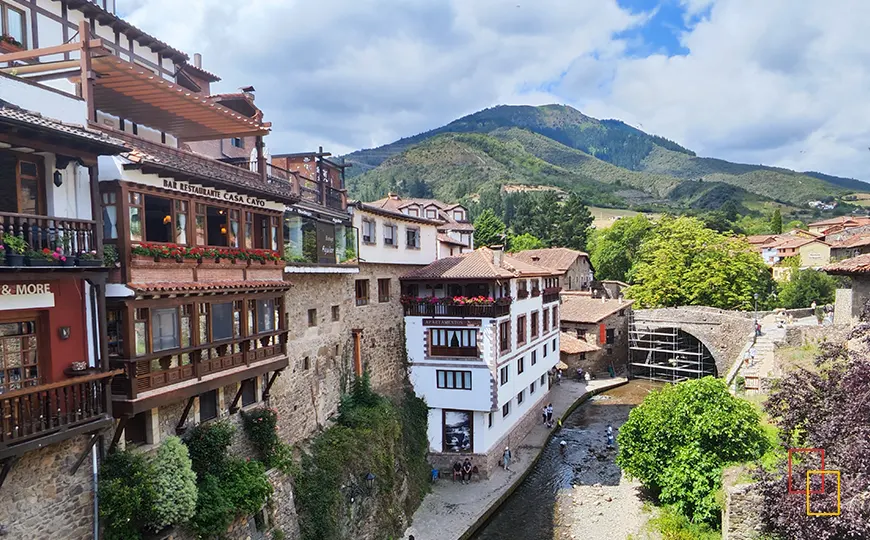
[628,316,717,382]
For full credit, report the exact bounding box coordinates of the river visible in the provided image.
[471,381,661,540]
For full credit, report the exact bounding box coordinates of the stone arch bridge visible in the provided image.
[629,307,756,382]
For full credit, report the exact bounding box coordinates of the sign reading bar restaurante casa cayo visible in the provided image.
[0,282,55,311]
[162,179,268,208]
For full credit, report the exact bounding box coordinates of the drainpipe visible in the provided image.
[92,447,99,540]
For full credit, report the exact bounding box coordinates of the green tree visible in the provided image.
[769,208,783,234]
[552,193,593,250]
[473,209,507,247]
[587,215,655,282]
[777,267,836,308]
[616,377,768,525]
[626,216,774,310]
[99,450,155,540]
[150,436,197,530]
[508,233,545,252]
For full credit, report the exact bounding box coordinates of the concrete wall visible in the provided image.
[799,242,831,267]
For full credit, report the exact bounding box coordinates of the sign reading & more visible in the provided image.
[1,283,52,295]
[0,282,56,311]
[162,179,268,208]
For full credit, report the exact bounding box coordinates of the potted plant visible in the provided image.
[0,35,24,54]
[3,234,27,266]
[26,247,61,266]
[77,250,103,267]
[103,245,120,268]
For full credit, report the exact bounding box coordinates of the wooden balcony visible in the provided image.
[543,286,562,304]
[110,331,289,414]
[228,160,347,212]
[0,212,98,256]
[403,302,511,318]
[0,371,118,460]
[430,346,478,358]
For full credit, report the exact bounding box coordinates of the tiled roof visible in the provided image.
[437,234,468,246]
[770,236,829,249]
[371,196,474,232]
[401,247,557,280]
[129,280,291,294]
[746,234,780,245]
[560,296,633,324]
[353,202,441,225]
[831,235,870,249]
[560,332,600,354]
[0,101,128,153]
[183,63,221,83]
[824,253,870,274]
[438,221,475,232]
[112,131,297,203]
[511,248,588,272]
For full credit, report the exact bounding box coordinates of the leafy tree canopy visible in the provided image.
[587,214,656,282]
[508,233,545,252]
[472,209,507,247]
[776,266,836,309]
[626,216,774,310]
[770,208,783,234]
[616,377,768,525]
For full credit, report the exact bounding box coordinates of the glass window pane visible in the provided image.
[144,195,173,243]
[206,206,228,247]
[102,204,118,239]
[175,209,188,245]
[134,321,146,356]
[19,178,38,215]
[257,299,275,333]
[181,316,191,347]
[130,207,143,242]
[195,215,206,245]
[7,8,25,46]
[211,302,233,341]
[151,308,179,351]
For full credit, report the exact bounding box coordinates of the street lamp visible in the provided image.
[753,292,759,335]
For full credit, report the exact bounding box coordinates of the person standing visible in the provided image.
[556,369,562,385]
[502,446,512,471]
[546,403,554,426]
[542,405,548,425]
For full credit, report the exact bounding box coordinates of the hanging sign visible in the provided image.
[0,283,55,311]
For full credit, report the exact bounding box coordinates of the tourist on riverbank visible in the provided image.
[502,447,512,471]
[542,405,548,425]
[546,403,554,425]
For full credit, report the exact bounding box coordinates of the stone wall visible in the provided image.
[0,437,96,540]
[722,481,764,540]
[834,288,853,327]
[561,309,631,377]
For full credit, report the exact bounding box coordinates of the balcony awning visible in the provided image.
[88,54,270,141]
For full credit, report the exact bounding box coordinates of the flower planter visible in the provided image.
[77,259,103,267]
[62,258,77,267]
[5,254,24,267]
[27,258,59,267]
[0,41,24,54]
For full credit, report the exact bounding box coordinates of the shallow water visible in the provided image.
[470,381,660,540]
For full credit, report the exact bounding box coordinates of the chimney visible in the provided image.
[491,245,504,267]
[194,53,202,68]
[388,192,399,200]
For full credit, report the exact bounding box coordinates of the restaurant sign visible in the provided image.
[0,283,55,311]
[162,179,269,208]
[422,319,481,327]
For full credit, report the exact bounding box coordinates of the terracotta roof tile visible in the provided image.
[511,248,588,272]
[371,196,474,232]
[111,131,297,203]
[831,235,870,249]
[559,332,600,354]
[0,101,128,152]
[560,296,633,324]
[437,234,468,246]
[130,280,290,294]
[401,247,558,280]
[824,253,870,274]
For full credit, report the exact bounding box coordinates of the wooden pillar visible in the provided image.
[255,136,267,183]
[78,20,96,123]
[88,165,103,258]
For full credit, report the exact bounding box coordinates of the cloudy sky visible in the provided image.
[119,0,870,182]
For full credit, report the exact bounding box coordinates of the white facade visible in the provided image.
[352,206,440,265]
[405,278,560,457]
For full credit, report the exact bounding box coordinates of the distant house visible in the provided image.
[559,296,633,376]
[366,194,475,257]
[559,332,600,374]
[511,247,593,291]
[807,216,870,235]
[830,235,870,261]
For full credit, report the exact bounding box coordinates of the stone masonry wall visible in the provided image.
[722,482,764,540]
[0,437,97,540]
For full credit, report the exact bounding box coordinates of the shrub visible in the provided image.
[241,407,279,462]
[221,458,273,516]
[185,420,235,477]
[99,450,155,540]
[616,377,768,525]
[150,436,197,530]
[187,474,234,538]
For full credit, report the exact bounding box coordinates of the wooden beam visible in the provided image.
[262,369,283,402]
[175,396,195,435]
[0,59,81,74]
[70,432,100,475]
[228,383,244,414]
[0,39,104,63]
[107,416,129,454]
[79,21,96,123]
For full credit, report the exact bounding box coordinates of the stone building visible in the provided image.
[824,254,870,326]
[559,332,600,374]
[512,247,593,291]
[559,296,633,377]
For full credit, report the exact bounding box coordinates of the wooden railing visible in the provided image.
[543,286,562,304]
[110,331,288,399]
[403,302,511,318]
[0,212,98,255]
[0,371,117,450]
[517,290,529,299]
[430,346,478,358]
[326,186,346,211]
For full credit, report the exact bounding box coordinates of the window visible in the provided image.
[499,320,510,352]
[407,207,419,217]
[0,320,38,392]
[199,390,218,422]
[552,338,556,352]
[256,299,277,333]
[175,201,188,245]
[531,350,537,366]
[517,390,524,405]
[124,412,148,446]
[426,209,437,219]
[436,370,472,390]
[543,308,549,333]
[308,308,317,327]
[206,205,229,247]
[502,401,511,418]
[107,309,124,357]
[331,305,340,321]
[143,194,173,243]
[362,219,375,244]
[488,413,493,428]
[405,283,419,297]
[517,280,528,298]
[531,312,539,338]
[1,4,26,48]
[619,309,625,317]
[355,279,369,306]
[378,278,391,302]
[540,373,546,386]
[211,302,234,341]
[530,381,536,394]
[384,224,396,246]
[606,329,615,345]
[453,210,464,221]
[500,365,509,386]
[231,137,244,148]
[241,378,257,407]
[102,192,119,239]
[516,315,526,345]
[406,227,420,248]
[517,356,524,374]
[303,356,310,370]
[577,329,587,340]
[430,328,477,357]
[552,306,558,328]
[543,344,548,358]
[151,308,179,352]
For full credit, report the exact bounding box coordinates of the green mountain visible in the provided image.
[345,104,867,210]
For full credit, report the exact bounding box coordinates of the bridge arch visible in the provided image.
[629,326,717,382]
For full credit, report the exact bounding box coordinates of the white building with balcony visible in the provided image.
[400,246,561,476]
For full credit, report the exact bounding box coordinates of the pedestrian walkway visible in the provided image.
[402,377,628,540]
[736,314,816,390]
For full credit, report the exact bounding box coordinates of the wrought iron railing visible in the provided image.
[403,302,511,318]
[0,212,97,255]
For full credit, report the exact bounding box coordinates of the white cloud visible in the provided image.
[120,0,870,182]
